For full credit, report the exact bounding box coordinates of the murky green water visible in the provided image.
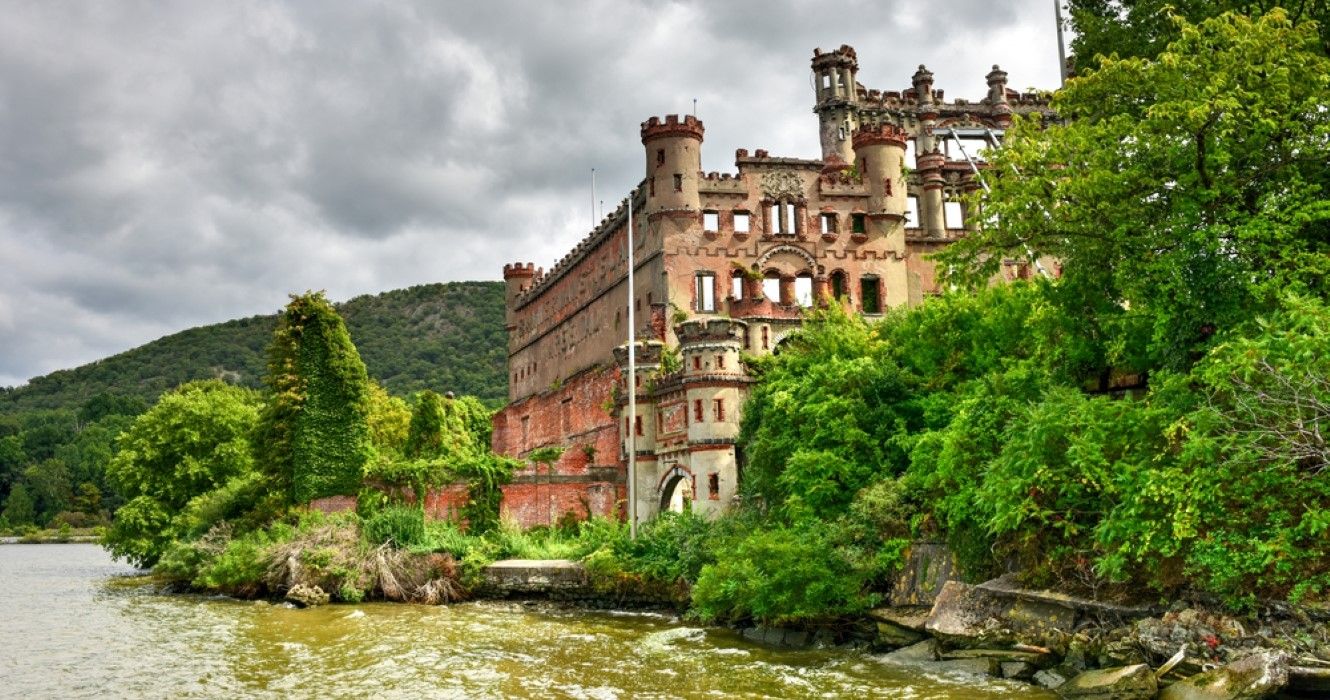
[0,544,1053,698]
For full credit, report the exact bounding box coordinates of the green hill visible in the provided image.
[0,281,509,413]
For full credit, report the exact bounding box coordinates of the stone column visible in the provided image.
[779,276,795,306]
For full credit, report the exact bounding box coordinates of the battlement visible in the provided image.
[640,114,704,143]
[852,123,909,149]
[811,44,858,69]
[677,318,748,345]
[613,339,665,368]
[503,262,536,279]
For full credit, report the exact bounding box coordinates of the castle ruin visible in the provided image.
[491,45,1054,528]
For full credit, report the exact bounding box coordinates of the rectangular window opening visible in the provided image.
[713,398,725,422]
[692,356,701,371]
[702,210,719,232]
[673,173,683,192]
[860,277,882,314]
[794,277,813,308]
[731,274,744,300]
[944,200,965,229]
[695,272,716,312]
[733,211,750,233]
[851,213,866,233]
[906,196,920,228]
[634,415,643,436]
[716,354,725,370]
[820,213,836,235]
[694,399,704,422]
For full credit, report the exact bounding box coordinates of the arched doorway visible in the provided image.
[659,466,694,513]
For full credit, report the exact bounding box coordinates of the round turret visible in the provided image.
[641,115,704,216]
[503,262,536,306]
[812,45,861,164]
[852,124,908,220]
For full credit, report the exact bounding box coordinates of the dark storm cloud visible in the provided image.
[0,0,1063,387]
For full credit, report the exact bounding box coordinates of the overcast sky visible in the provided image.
[0,1,1066,388]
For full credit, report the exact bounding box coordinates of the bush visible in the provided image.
[690,523,871,625]
[362,505,426,548]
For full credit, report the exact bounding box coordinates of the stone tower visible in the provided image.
[811,45,860,166]
[640,115,704,217]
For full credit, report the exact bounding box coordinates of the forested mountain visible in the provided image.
[0,281,508,412]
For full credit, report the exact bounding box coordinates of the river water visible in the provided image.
[0,544,1054,698]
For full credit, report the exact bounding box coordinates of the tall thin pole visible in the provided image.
[626,193,637,540]
[591,168,598,228]
[1054,0,1068,86]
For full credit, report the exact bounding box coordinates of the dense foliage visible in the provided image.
[102,381,263,567]
[255,292,375,504]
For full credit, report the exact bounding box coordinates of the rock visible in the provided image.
[741,626,810,648]
[868,605,931,631]
[1036,667,1075,689]
[874,620,926,649]
[1056,664,1158,699]
[933,657,1000,677]
[881,639,939,663]
[1158,651,1288,700]
[1003,661,1038,680]
[942,648,1055,667]
[285,584,329,608]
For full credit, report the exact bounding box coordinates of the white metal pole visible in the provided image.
[1054,0,1068,86]
[627,193,638,540]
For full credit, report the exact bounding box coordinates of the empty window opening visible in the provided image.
[703,210,719,232]
[851,213,866,233]
[831,271,847,300]
[656,148,665,166]
[713,398,725,422]
[696,271,716,312]
[821,73,831,90]
[944,200,965,229]
[906,196,920,228]
[762,326,770,350]
[521,415,531,447]
[635,415,643,436]
[673,173,683,192]
[694,399,704,422]
[905,138,917,167]
[762,275,781,302]
[820,213,837,235]
[716,354,725,370]
[692,356,701,371]
[708,473,720,500]
[733,211,750,233]
[731,272,744,300]
[770,202,795,234]
[794,275,814,308]
[861,277,882,314]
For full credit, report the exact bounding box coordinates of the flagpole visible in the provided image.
[627,192,638,540]
[1054,0,1068,86]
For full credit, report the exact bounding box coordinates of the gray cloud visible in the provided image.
[0,0,1064,387]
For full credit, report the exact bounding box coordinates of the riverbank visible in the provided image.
[0,527,102,544]
[0,544,1053,698]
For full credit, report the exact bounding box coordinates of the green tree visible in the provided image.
[1068,0,1330,72]
[942,10,1330,371]
[104,380,261,567]
[1,482,36,526]
[253,292,374,504]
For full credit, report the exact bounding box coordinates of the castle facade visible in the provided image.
[491,45,1053,528]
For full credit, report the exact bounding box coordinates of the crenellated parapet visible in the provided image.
[640,114,704,144]
[503,262,536,279]
[852,123,909,150]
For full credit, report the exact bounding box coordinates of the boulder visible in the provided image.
[285,583,330,608]
[1056,664,1158,699]
[942,648,1055,667]
[1003,661,1038,680]
[874,620,926,649]
[1036,666,1076,689]
[933,657,1000,677]
[923,579,1085,649]
[1158,651,1288,700]
[740,626,810,648]
[881,639,939,663]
